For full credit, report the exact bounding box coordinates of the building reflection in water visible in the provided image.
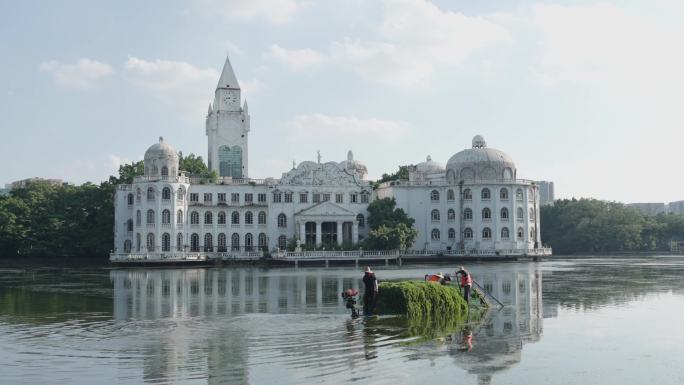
[110,265,543,384]
[448,264,544,385]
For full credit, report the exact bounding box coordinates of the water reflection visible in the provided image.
[108,265,544,384]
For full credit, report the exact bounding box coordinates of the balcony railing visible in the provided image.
[133,175,190,183]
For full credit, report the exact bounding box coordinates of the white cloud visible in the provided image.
[39,58,114,90]
[268,0,512,85]
[192,0,310,24]
[124,57,220,118]
[287,114,409,142]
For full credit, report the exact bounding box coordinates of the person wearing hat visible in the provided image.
[456,266,473,303]
[362,266,378,315]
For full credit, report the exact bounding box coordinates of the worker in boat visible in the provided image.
[456,266,473,303]
[362,266,379,315]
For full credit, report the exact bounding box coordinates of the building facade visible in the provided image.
[112,57,544,257]
[537,180,555,206]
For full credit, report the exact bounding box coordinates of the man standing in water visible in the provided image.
[362,266,378,315]
[456,266,472,304]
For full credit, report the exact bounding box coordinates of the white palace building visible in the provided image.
[112,57,550,262]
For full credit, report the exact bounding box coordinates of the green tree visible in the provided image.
[376,165,409,185]
[109,161,144,184]
[179,153,208,175]
[364,198,417,250]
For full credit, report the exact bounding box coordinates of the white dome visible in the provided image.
[143,137,179,178]
[416,155,445,173]
[446,135,516,183]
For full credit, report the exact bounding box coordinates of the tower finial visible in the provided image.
[159,136,164,144]
[217,55,240,90]
[317,150,321,164]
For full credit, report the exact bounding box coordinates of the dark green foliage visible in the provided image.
[541,198,684,254]
[110,161,144,184]
[363,198,417,250]
[374,281,469,320]
[179,152,217,181]
[376,165,410,184]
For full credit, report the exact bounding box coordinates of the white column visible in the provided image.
[352,221,359,244]
[316,221,322,247]
[336,221,344,246]
[299,221,306,244]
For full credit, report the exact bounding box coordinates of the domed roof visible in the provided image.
[416,155,445,173]
[144,137,178,160]
[339,150,368,178]
[446,135,516,182]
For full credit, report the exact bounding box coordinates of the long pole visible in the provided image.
[473,280,505,308]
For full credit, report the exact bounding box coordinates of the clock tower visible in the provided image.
[206,56,250,178]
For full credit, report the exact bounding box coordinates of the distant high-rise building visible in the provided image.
[6,177,65,190]
[668,201,684,215]
[537,181,555,206]
[627,203,667,216]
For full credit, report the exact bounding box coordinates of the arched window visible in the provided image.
[127,193,134,205]
[124,240,132,253]
[204,211,213,225]
[431,209,440,221]
[529,188,535,202]
[447,189,455,201]
[448,228,456,239]
[464,228,473,239]
[278,235,287,250]
[516,188,523,201]
[161,166,168,177]
[530,227,536,239]
[231,233,240,251]
[162,187,171,200]
[147,233,155,251]
[357,214,365,228]
[431,229,440,240]
[482,208,491,220]
[482,227,492,239]
[204,233,213,252]
[529,208,536,221]
[500,188,509,200]
[218,211,226,225]
[191,211,199,225]
[177,209,183,224]
[501,207,509,220]
[218,145,243,178]
[278,213,287,228]
[258,211,267,225]
[162,209,171,224]
[176,233,183,251]
[430,190,440,202]
[258,233,267,250]
[232,211,240,225]
[191,233,200,251]
[177,188,184,201]
[136,210,141,226]
[245,211,253,225]
[517,227,524,239]
[501,227,510,239]
[447,209,456,221]
[136,188,142,202]
[517,207,524,220]
[126,219,133,232]
[136,233,141,251]
[463,208,473,220]
[463,189,472,200]
[481,188,491,200]
[147,187,155,201]
[162,233,170,251]
[245,233,253,251]
[147,209,155,224]
[218,233,227,252]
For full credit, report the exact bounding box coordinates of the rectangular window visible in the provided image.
[300,192,308,203]
[204,193,212,203]
[273,192,282,203]
[313,193,320,203]
[258,193,266,203]
[231,193,239,203]
[244,193,253,203]
[350,193,358,203]
[322,193,330,202]
[360,193,369,203]
[190,193,199,202]
[284,192,293,203]
[335,193,343,203]
[218,193,226,202]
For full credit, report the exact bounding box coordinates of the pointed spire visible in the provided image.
[243,99,249,114]
[207,103,213,114]
[216,55,240,90]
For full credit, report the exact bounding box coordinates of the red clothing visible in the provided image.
[460,273,472,287]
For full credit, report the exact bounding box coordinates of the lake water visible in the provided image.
[1,257,684,385]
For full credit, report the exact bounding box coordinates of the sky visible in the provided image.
[1,0,683,203]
